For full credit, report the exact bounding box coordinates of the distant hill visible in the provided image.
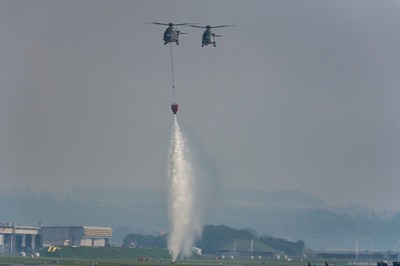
[1,185,400,250]
[217,189,325,209]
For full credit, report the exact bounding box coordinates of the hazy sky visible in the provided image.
[1,0,400,210]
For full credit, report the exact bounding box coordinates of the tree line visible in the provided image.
[123,224,305,255]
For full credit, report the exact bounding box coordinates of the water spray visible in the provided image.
[167,117,203,261]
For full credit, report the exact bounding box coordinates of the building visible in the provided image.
[0,223,112,254]
[0,223,41,254]
[41,226,112,247]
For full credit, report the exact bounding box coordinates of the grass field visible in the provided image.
[0,247,381,266]
[0,255,380,266]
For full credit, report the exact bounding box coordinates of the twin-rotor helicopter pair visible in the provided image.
[145,22,233,115]
[144,22,234,47]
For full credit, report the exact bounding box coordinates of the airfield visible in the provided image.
[0,255,383,266]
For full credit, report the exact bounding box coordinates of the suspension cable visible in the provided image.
[169,42,176,102]
[170,43,175,88]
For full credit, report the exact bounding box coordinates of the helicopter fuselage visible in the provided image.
[202,29,218,47]
[164,27,180,45]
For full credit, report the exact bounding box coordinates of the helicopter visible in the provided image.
[190,24,234,47]
[143,22,193,45]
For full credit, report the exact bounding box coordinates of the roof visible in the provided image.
[41,226,112,238]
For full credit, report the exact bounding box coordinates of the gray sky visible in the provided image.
[1,0,400,210]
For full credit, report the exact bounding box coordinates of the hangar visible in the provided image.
[0,223,41,254]
[0,223,112,254]
[41,226,112,247]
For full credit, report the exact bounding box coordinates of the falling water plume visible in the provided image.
[167,116,203,262]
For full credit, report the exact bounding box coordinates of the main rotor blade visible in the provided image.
[142,22,170,26]
[189,25,206,28]
[174,23,197,26]
[190,24,234,29]
[142,22,197,26]
[211,25,235,28]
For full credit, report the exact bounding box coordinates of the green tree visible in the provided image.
[122,233,167,248]
[259,236,305,255]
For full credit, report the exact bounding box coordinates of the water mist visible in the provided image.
[167,116,204,261]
